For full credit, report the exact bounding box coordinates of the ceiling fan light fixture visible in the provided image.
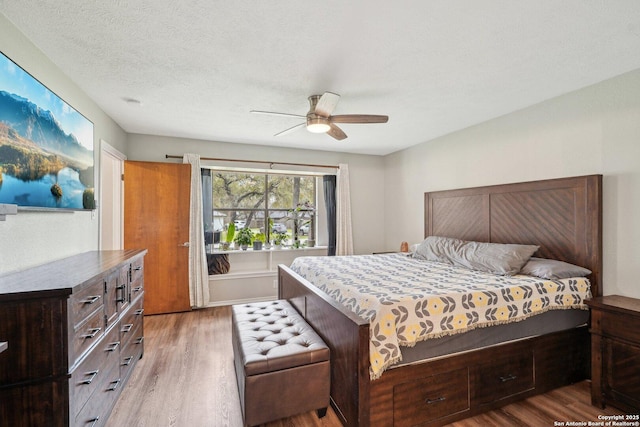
[306,116,330,133]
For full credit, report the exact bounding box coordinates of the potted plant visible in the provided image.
[221,222,235,250]
[235,227,254,251]
[272,232,288,249]
[253,232,266,250]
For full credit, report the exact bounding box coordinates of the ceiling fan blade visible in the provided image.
[314,92,341,117]
[251,110,306,119]
[274,122,305,137]
[330,114,389,124]
[327,123,347,140]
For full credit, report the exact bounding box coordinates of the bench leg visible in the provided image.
[316,407,327,419]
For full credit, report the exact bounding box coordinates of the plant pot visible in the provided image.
[306,239,315,248]
[253,241,263,251]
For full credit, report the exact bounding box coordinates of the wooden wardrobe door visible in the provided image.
[124,161,191,315]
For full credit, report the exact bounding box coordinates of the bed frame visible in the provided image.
[278,175,602,427]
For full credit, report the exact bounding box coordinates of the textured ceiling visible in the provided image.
[1,1,640,155]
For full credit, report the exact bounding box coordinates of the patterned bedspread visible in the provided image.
[289,253,591,380]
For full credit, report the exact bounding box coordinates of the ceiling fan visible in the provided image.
[250,92,388,140]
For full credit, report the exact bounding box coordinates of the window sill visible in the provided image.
[208,246,327,255]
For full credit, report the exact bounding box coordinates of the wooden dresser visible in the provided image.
[0,250,147,427]
[587,295,640,413]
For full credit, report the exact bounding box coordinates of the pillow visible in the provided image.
[413,236,539,276]
[520,257,591,279]
[409,243,421,253]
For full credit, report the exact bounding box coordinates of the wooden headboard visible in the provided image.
[424,175,602,297]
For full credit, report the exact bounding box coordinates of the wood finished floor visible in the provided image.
[106,306,624,427]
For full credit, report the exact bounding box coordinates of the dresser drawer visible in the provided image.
[605,339,640,410]
[70,308,105,365]
[130,258,144,296]
[73,364,122,427]
[592,310,640,345]
[70,324,121,419]
[120,323,144,382]
[120,297,144,348]
[472,350,534,405]
[393,367,469,427]
[70,278,104,327]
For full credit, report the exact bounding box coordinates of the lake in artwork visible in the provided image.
[0,167,89,209]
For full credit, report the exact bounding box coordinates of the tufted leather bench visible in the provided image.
[231,300,330,427]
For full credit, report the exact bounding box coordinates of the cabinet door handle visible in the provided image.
[80,370,99,385]
[121,323,133,333]
[87,416,100,427]
[135,308,144,316]
[81,327,101,339]
[425,396,446,404]
[122,356,134,366]
[107,379,121,391]
[132,286,143,293]
[500,374,517,382]
[116,284,127,303]
[106,341,120,352]
[134,266,142,271]
[135,336,145,345]
[81,295,101,305]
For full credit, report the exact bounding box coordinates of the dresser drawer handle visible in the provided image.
[81,295,101,305]
[107,378,122,391]
[500,374,517,382]
[135,308,145,316]
[122,356,134,366]
[87,416,100,427]
[81,328,101,339]
[135,336,145,345]
[106,341,120,352]
[425,396,446,404]
[121,323,133,333]
[132,286,143,293]
[80,370,99,385]
[134,266,142,271]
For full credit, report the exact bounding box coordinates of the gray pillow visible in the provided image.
[413,236,539,276]
[520,257,591,279]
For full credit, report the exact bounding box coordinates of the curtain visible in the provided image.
[183,153,210,308]
[323,175,337,256]
[336,163,354,256]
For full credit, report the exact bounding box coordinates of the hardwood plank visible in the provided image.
[107,307,623,427]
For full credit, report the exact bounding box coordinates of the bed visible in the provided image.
[278,175,602,427]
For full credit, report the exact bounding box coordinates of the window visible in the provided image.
[202,169,319,250]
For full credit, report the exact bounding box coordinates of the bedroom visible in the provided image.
[1,2,639,426]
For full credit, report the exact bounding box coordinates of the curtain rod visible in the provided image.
[165,154,338,169]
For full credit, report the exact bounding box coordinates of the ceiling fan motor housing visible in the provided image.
[306,114,330,133]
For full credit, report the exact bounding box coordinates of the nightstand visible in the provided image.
[586,295,640,413]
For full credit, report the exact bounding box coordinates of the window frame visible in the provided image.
[202,166,323,250]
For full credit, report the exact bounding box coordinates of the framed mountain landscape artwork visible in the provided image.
[0,51,95,210]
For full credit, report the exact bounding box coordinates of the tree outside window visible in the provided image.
[205,170,317,250]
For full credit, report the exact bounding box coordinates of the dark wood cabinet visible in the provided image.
[587,295,640,413]
[0,250,146,427]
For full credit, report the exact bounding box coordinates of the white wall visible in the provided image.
[126,134,386,255]
[0,15,128,273]
[384,69,640,298]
